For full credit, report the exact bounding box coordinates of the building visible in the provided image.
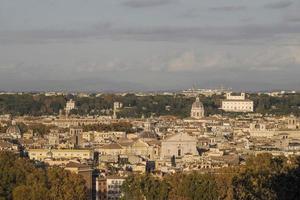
[94,131,126,143]
[113,102,123,119]
[221,92,254,112]
[96,176,125,200]
[65,99,76,114]
[98,143,125,157]
[48,133,60,146]
[160,132,198,159]
[28,149,93,161]
[70,127,83,148]
[190,97,205,119]
[287,115,299,129]
[127,139,160,160]
[65,162,93,200]
[5,120,21,139]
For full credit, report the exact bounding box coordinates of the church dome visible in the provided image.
[46,150,53,158]
[192,97,204,109]
[6,121,21,139]
[190,97,205,119]
[6,125,21,136]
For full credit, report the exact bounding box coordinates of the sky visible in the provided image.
[0,0,300,92]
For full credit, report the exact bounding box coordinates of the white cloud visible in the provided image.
[167,46,300,72]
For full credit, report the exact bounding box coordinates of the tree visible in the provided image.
[121,175,143,200]
[0,151,88,200]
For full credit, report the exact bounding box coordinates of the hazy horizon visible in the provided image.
[1,0,300,91]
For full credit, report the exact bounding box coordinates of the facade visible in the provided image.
[96,176,125,200]
[28,149,93,161]
[113,102,123,119]
[65,99,76,113]
[190,97,205,119]
[98,139,160,161]
[127,139,159,160]
[287,115,299,129]
[52,117,112,128]
[98,143,125,156]
[48,133,60,146]
[94,131,126,143]
[70,127,83,148]
[161,132,198,159]
[221,93,254,112]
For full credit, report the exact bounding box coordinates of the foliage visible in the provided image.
[122,154,300,200]
[82,122,134,133]
[27,123,53,137]
[0,151,88,200]
[121,174,170,200]
[233,154,300,200]
[0,93,300,117]
[0,94,65,116]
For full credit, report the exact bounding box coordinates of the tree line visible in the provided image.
[82,122,135,133]
[0,151,88,200]
[0,93,300,117]
[121,153,300,200]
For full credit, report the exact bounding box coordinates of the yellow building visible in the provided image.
[28,149,93,161]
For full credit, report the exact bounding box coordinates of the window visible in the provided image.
[178,149,181,157]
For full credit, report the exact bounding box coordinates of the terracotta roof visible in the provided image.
[65,161,89,168]
[0,140,13,148]
[101,143,123,149]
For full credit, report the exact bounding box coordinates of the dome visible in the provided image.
[139,131,158,139]
[192,97,204,109]
[190,97,205,119]
[46,150,53,158]
[6,125,21,136]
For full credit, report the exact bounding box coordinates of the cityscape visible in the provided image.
[1,0,300,200]
[1,89,300,199]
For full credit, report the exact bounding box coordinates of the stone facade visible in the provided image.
[161,132,198,159]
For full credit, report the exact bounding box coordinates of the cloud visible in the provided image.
[113,23,300,44]
[2,21,300,46]
[209,6,246,12]
[284,16,300,23]
[264,1,292,9]
[122,0,174,8]
[168,51,197,71]
[75,59,132,73]
[167,46,300,72]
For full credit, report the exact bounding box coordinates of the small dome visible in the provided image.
[6,125,21,136]
[192,97,204,109]
[46,150,53,158]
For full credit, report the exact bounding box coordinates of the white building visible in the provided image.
[113,102,123,119]
[190,97,205,119]
[221,93,253,112]
[65,99,76,113]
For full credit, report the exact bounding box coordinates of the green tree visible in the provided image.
[0,151,87,200]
